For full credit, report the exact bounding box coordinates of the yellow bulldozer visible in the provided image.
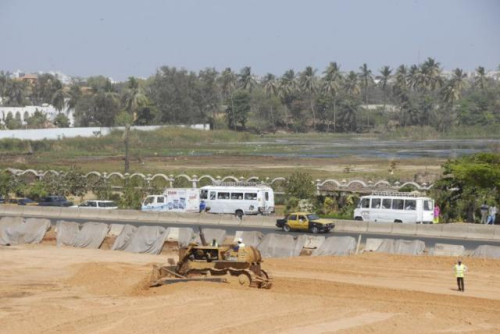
[150,229,272,289]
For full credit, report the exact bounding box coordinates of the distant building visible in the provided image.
[361,104,398,113]
[0,104,75,127]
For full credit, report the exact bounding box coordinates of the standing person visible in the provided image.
[454,260,468,292]
[199,200,206,213]
[433,204,440,224]
[489,204,497,225]
[480,202,489,224]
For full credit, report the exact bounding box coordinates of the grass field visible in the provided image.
[1,126,496,181]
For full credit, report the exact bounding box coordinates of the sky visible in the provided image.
[0,0,499,81]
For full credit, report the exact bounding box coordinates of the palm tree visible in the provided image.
[0,71,9,98]
[238,67,256,91]
[66,83,82,112]
[5,80,28,106]
[262,73,278,131]
[299,66,318,130]
[474,66,487,90]
[358,63,373,128]
[277,70,298,130]
[393,65,411,126]
[438,68,467,132]
[50,79,67,112]
[379,66,392,106]
[442,68,467,106]
[217,68,237,100]
[322,62,343,132]
[358,63,373,105]
[344,71,361,97]
[122,77,148,121]
[407,65,422,91]
[421,57,442,91]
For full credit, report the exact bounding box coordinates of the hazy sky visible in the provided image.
[1,0,499,81]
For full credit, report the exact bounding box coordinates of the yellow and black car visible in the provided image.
[276,212,334,234]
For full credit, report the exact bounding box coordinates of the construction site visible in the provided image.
[2,217,500,333]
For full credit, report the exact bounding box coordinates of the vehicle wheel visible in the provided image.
[235,210,243,219]
[354,216,363,221]
[283,224,291,232]
[237,273,251,287]
[311,226,319,234]
[394,220,403,223]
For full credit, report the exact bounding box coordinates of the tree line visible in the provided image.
[1,59,499,132]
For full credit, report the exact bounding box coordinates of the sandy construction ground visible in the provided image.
[2,245,500,334]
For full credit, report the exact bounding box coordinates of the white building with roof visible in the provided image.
[0,104,75,127]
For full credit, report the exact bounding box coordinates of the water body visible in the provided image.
[241,138,500,159]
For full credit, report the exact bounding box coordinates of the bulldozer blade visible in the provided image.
[150,277,228,287]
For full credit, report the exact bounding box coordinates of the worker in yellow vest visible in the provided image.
[454,260,468,292]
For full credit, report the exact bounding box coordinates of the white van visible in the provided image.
[353,192,434,224]
[72,200,118,209]
[200,185,275,218]
[142,188,200,213]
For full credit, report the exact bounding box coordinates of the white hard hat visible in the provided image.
[238,237,243,243]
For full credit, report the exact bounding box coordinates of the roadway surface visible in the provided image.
[41,217,500,251]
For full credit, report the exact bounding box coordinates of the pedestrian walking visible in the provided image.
[489,205,497,225]
[433,204,440,224]
[454,260,468,292]
[480,202,489,224]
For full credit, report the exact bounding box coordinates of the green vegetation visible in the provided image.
[1,59,499,133]
[432,153,500,223]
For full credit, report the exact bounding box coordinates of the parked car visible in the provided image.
[72,200,118,209]
[276,212,335,233]
[0,196,4,204]
[38,196,73,207]
[1,198,38,206]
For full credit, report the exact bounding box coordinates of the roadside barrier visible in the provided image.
[3,205,500,241]
[367,222,393,234]
[391,223,418,236]
[431,243,465,256]
[466,225,496,240]
[441,223,469,239]
[416,224,443,237]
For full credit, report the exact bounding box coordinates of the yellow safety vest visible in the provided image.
[454,264,467,278]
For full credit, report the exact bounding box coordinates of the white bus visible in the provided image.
[200,184,275,218]
[353,192,434,224]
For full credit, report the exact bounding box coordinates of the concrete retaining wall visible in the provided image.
[2,206,500,241]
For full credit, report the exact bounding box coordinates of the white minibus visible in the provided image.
[200,184,275,218]
[353,192,434,224]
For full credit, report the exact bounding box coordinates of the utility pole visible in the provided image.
[123,124,130,173]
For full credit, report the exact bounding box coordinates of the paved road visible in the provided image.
[47,217,500,251]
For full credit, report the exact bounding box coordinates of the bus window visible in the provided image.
[382,198,391,209]
[200,190,208,200]
[144,197,155,205]
[424,200,432,211]
[157,196,165,203]
[265,192,269,201]
[371,198,381,209]
[405,200,416,210]
[210,191,216,200]
[231,193,243,200]
[392,199,404,210]
[245,193,257,200]
[360,198,370,208]
[218,192,230,200]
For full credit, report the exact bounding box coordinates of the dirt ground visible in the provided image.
[2,245,500,334]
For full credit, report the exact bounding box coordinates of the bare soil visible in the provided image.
[2,245,500,333]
